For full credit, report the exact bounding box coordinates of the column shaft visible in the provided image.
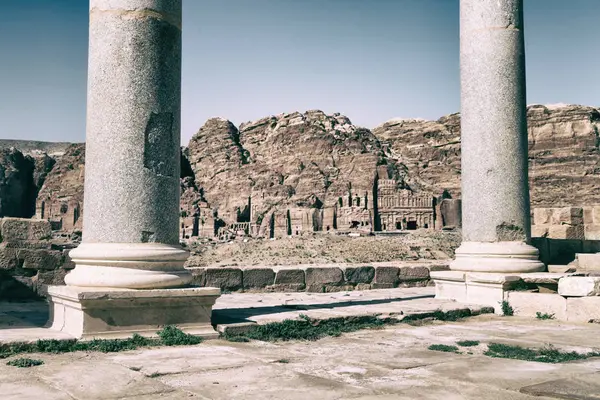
[451,0,543,273]
[65,0,191,288]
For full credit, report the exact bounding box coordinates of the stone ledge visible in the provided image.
[47,285,220,340]
[185,261,449,293]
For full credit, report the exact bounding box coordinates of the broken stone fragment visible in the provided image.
[558,277,600,297]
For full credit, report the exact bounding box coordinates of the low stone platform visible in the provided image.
[187,260,449,293]
[432,270,600,322]
[0,287,488,344]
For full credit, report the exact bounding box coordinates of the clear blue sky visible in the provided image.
[0,0,598,145]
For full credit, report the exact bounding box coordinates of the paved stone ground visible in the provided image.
[2,288,600,399]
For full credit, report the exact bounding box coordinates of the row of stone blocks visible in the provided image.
[432,271,600,322]
[188,263,449,293]
[532,206,600,240]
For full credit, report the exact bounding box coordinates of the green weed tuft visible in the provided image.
[484,343,600,363]
[500,301,514,316]
[536,312,555,320]
[7,358,44,368]
[157,325,203,346]
[456,340,480,347]
[428,344,459,353]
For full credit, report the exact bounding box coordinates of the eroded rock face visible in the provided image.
[187,110,405,233]
[5,104,600,236]
[372,114,462,197]
[35,144,85,231]
[0,148,36,218]
[527,104,600,207]
[373,104,600,207]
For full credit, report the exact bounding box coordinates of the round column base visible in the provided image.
[450,241,545,273]
[65,243,192,289]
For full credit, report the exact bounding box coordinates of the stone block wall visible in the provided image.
[0,218,74,299]
[532,207,585,239]
[185,262,449,293]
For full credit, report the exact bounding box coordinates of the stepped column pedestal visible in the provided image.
[46,0,219,340]
[432,0,544,310]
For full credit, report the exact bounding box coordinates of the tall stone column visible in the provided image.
[65,0,191,288]
[47,0,219,340]
[450,0,544,273]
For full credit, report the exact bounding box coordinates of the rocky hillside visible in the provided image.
[373,104,600,207]
[2,104,599,227]
[35,144,85,223]
[187,111,407,226]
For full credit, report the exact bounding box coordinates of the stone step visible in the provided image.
[574,253,600,271]
[186,260,450,293]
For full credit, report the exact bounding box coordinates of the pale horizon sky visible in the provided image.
[1,0,599,145]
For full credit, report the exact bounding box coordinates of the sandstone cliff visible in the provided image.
[3,103,599,231]
[35,144,85,231]
[373,104,600,207]
[0,148,36,218]
[187,111,407,233]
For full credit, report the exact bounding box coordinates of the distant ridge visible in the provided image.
[0,139,78,156]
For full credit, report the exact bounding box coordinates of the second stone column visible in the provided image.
[65,0,192,288]
[450,0,544,273]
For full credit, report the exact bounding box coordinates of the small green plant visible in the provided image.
[274,359,290,363]
[500,301,514,316]
[536,312,555,320]
[0,327,201,359]
[221,308,494,343]
[511,280,530,292]
[225,336,250,343]
[7,358,44,368]
[484,343,600,363]
[428,344,459,353]
[456,340,480,347]
[157,325,202,346]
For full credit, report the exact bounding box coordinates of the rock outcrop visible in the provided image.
[35,144,85,231]
[187,110,406,234]
[373,104,600,207]
[0,148,36,218]
[3,104,600,235]
[527,104,600,207]
[373,114,461,197]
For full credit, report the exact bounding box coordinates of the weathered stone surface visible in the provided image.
[548,224,584,240]
[305,267,344,285]
[558,277,600,297]
[35,144,85,232]
[584,224,600,240]
[265,283,305,292]
[398,266,429,281]
[520,372,600,400]
[0,247,19,270]
[242,268,275,289]
[459,0,529,244]
[0,148,36,218]
[566,297,600,322]
[373,266,399,285]
[18,249,63,270]
[82,0,182,245]
[274,269,305,285]
[530,225,549,238]
[343,266,375,284]
[1,217,51,241]
[188,267,206,286]
[324,285,354,293]
[204,268,242,290]
[507,291,567,320]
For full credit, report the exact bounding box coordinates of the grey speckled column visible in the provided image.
[450,0,544,273]
[65,0,192,288]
